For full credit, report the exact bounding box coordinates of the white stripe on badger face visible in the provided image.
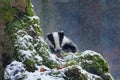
[53,32,61,50]
[61,36,70,47]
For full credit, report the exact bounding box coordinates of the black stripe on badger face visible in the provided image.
[62,43,77,53]
[58,31,64,47]
[47,33,55,48]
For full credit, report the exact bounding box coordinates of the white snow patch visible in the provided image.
[34,55,43,62]
[19,50,34,58]
[4,61,25,80]
[15,30,37,60]
[34,24,39,27]
[34,36,47,47]
[28,16,39,21]
[49,53,67,66]
[24,70,64,80]
[81,50,101,57]
[29,25,35,32]
[63,52,78,60]
[24,66,64,80]
[83,60,93,64]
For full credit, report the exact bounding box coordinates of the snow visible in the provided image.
[15,30,33,48]
[4,61,25,80]
[37,36,47,45]
[34,55,43,62]
[63,52,78,60]
[15,30,37,60]
[78,66,101,80]
[23,65,64,80]
[5,60,101,80]
[49,53,58,62]
[81,50,101,57]
[34,24,39,27]
[24,70,64,80]
[34,36,47,47]
[82,60,93,64]
[5,61,64,80]
[29,25,35,32]
[28,16,39,21]
[19,50,34,58]
[17,30,33,40]
[4,27,108,80]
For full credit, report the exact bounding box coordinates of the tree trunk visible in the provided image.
[0,0,32,79]
[0,2,11,80]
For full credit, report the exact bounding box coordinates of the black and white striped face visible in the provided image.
[47,31,78,53]
[47,31,64,53]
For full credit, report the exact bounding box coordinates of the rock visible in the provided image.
[3,0,114,80]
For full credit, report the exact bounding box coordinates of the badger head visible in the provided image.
[47,31,78,54]
[47,31,64,53]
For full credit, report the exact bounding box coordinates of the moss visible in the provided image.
[48,70,61,77]
[2,0,114,80]
[79,50,112,80]
[23,59,36,72]
[36,48,58,68]
[2,8,16,22]
[64,66,88,80]
[80,54,109,75]
[42,55,58,69]
[37,78,41,80]
[25,0,35,16]
[64,66,102,80]
[0,1,16,23]
[65,60,78,67]
[33,37,58,68]
[101,73,114,80]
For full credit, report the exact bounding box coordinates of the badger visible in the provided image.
[47,31,78,54]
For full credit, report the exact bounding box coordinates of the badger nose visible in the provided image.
[56,49,61,53]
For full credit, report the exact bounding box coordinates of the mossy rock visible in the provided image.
[64,67,87,80]
[64,66,102,80]
[80,50,110,78]
[2,0,114,79]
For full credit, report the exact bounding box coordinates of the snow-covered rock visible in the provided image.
[4,0,114,80]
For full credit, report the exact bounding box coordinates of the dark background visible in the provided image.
[31,0,120,79]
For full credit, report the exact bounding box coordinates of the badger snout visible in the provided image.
[55,49,61,54]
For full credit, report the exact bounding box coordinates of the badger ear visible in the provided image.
[60,31,64,33]
[58,31,64,41]
[47,33,51,39]
[47,33,50,36]
[59,31,64,36]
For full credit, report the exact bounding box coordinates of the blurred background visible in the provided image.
[31,0,120,79]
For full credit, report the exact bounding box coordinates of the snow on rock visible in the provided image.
[4,2,114,79]
[24,70,64,80]
[81,50,101,57]
[5,31,114,80]
[80,50,114,80]
[34,55,43,62]
[61,65,101,80]
[29,25,35,32]
[4,61,25,80]
[28,16,40,21]
[15,30,36,60]
[4,60,101,80]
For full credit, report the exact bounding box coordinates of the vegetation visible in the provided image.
[0,0,114,80]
